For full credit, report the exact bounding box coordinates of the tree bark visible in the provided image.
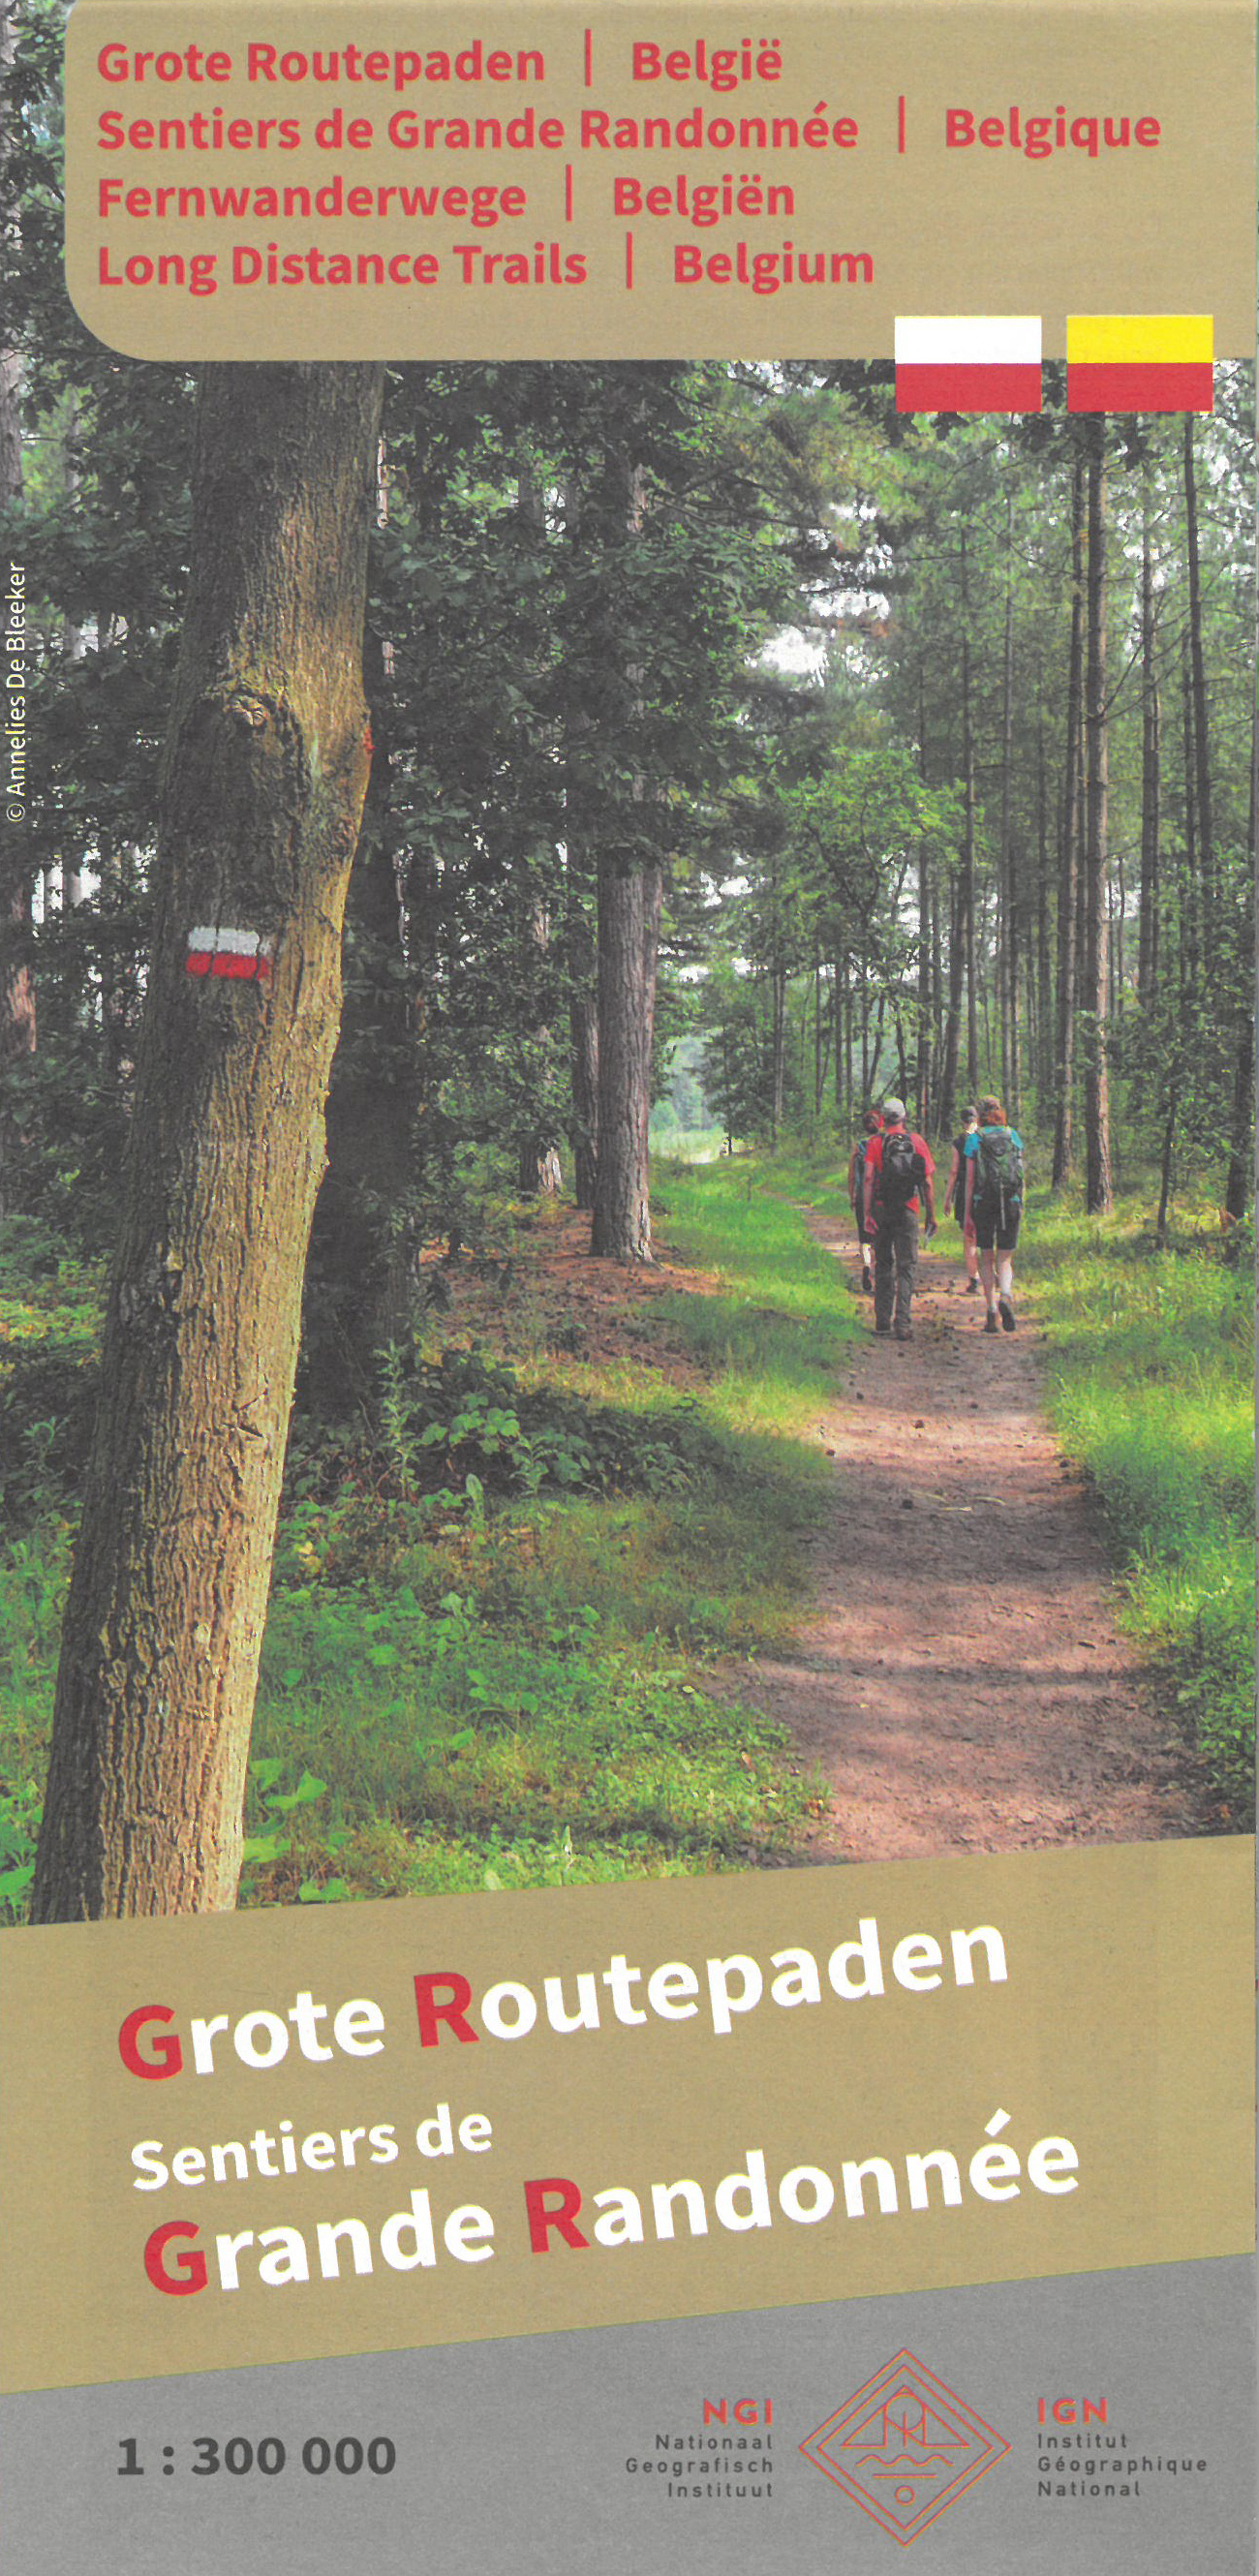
[961,619,978,1097]
[588,443,663,1260]
[769,952,787,1144]
[1035,709,1053,1095]
[1223,687,1257,1223]
[997,515,1016,1108]
[1137,474,1162,1008]
[1180,630,1200,990]
[0,0,22,513]
[916,829,934,1132]
[1183,416,1215,938]
[568,898,599,1209]
[1083,417,1113,1214]
[589,851,662,1259]
[32,361,384,1920]
[915,673,935,1133]
[308,624,417,1395]
[938,874,963,1142]
[0,0,34,1211]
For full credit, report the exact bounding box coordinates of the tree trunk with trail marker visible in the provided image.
[32,361,384,1920]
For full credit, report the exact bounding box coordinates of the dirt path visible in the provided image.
[731,1214,1209,1861]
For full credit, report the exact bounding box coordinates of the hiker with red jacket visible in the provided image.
[847,1107,882,1295]
[964,1092,1026,1333]
[865,1096,937,1341]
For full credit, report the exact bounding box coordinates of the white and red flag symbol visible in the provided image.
[185,925,273,982]
[894,316,1043,413]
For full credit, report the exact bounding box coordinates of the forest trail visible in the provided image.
[730,1211,1207,1860]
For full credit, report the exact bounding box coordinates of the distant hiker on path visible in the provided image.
[848,1107,882,1295]
[964,1093,1026,1334]
[866,1097,937,1342]
[944,1105,981,1294]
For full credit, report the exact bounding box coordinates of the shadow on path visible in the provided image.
[728,1212,1210,1862]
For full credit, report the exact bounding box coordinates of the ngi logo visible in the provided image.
[800,2348,1009,2545]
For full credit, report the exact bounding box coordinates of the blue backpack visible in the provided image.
[974,1127,1024,1213]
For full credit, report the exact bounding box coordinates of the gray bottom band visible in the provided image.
[3,2257,1253,2573]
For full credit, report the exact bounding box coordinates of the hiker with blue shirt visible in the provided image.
[943,1103,981,1295]
[963,1092,1025,1334]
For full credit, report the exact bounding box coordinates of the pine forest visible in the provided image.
[2,8,1253,1919]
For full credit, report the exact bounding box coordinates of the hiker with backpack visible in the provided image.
[847,1107,882,1295]
[865,1096,937,1341]
[963,1093,1026,1334]
[943,1105,981,1295]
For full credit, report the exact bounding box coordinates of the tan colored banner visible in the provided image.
[64,0,1256,358]
[1,1838,1252,2393]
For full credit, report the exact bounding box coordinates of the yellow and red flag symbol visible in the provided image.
[1066,315,1214,413]
[894,317,1043,414]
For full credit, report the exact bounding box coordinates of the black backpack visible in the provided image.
[877,1128,925,1213]
[974,1126,1024,1212]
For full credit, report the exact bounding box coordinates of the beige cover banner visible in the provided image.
[64,0,1257,358]
[1,1837,1252,2393]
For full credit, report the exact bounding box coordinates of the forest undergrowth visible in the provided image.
[1024,1199,1254,1805]
[0,1177,857,1917]
[768,1141,1255,1808]
[0,1152,1250,1921]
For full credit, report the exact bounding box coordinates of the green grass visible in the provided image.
[655,1154,860,1424]
[0,1176,856,1916]
[725,1138,1253,1810]
[1021,1188,1253,1809]
[2,1152,1246,1912]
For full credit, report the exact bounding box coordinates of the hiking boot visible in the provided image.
[861,1271,874,1295]
[875,1322,892,1335]
[966,1275,980,1294]
[895,1324,912,1342]
[984,1312,999,1334]
[998,1296,1016,1334]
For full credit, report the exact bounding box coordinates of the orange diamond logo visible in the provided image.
[800,2348,1009,2545]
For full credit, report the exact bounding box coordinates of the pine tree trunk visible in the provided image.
[962,625,978,1095]
[997,531,1015,1105]
[770,956,787,1143]
[588,445,662,1260]
[1035,712,1053,1096]
[917,833,934,1132]
[32,361,384,1920]
[562,482,599,1212]
[568,901,599,1210]
[1052,450,1087,1185]
[1223,692,1257,1223]
[1138,478,1162,1007]
[938,876,963,1141]
[0,12,34,1216]
[1083,418,1113,1215]
[1183,417,1215,938]
[589,854,662,1259]
[1181,632,1200,990]
[0,0,22,512]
